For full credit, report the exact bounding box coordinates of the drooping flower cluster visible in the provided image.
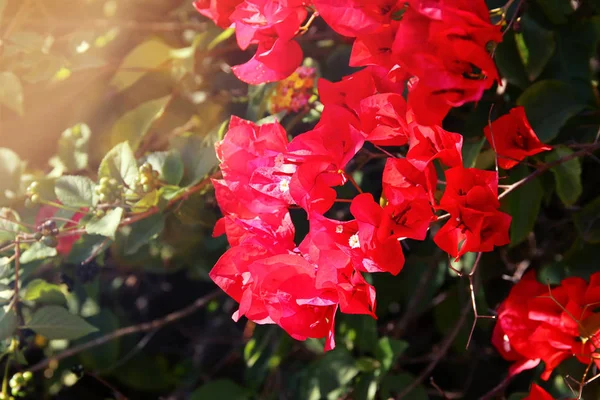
[197,0,553,349]
[493,272,600,380]
[197,0,503,125]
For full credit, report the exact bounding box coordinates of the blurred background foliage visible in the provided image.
[1,0,600,399]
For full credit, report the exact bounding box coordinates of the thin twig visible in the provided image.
[27,290,222,372]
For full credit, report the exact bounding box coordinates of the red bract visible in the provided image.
[212,0,311,84]
[524,384,556,400]
[484,106,552,169]
[314,0,402,37]
[383,158,437,205]
[492,272,600,380]
[406,115,463,171]
[193,0,242,28]
[358,93,409,146]
[434,167,510,258]
[392,1,502,125]
[302,212,400,276]
[349,193,410,274]
[350,22,400,69]
[286,106,365,214]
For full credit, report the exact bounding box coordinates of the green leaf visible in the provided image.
[298,348,360,400]
[495,30,529,89]
[534,0,574,24]
[516,16,555,81]
[517,80,587,142]
[0,208,23,242]
[66,234,112,265]
[121,213,165,255]
[573,196,600,243]
[0,72,24,116]
[25,305,98,340]
[546,147,582,206]
[505,164,544,246]
[78,310,120,371]
[108,95,170,153]
[376,337,409,372]
[190,380,249,400]
[0,148,24,205]
[22,279,67,306]
[353,373,378,400]
[98,142,139,187]
[462,138,485,169]
[111,38,173,91]
[170,135,218,186]
[143,151,184,185]
[0,307,17,340]
[380,373,429,400]
[20,242,58,264]
[85,207,124,240]
[55,175,96,207]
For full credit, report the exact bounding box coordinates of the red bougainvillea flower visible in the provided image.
[229,0,309,84]
[302,211,400,276]
[392,0,502,125]
[314,0,402,38]
[193,0,243,28]
[524,384,556,400]
[434,167,510,258]
[350,22,400,70]
[349,193,409,274]
[358,93,410,146]
[35,205,84,255]
[406,111,463,171]
[493,272,600,380]
[210,239,337,344]
[382,158,437,207]
[286,106,365,214]
[484,106,552,169]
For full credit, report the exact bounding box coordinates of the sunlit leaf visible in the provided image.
[517,80,587,142]
[85,207,124,240]
[143,150,184,185]
[25,305,98,340]
[22,279,67,306]
[546,146,582,206]
[111,38,173,91]
[20,242,58,264]
[0,72,24,116]
[98,142,139,187]
[170,135,218,186]
[55,175,96,207]
[108,95,171,153]
[0,307,18,340]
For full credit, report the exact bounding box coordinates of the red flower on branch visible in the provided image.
[484,106,552,169]
[492,272,600,380]
[434,167,510,258]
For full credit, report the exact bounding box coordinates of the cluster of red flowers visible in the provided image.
[493,272,600,381]
[196,0,554,349]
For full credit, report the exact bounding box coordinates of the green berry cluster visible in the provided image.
[6,371,33,398]
[34,220,59,248]
[95,177,123,205]
[128,163,160,196]
[24,181,42,208]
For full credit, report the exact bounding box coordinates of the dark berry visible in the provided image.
[75,261,100,283]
